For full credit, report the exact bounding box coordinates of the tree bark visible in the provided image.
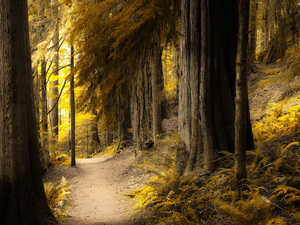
[70,45,76,166]
[249,0,257,56]
[40,58,52,170]
[0,1,57,224]
[152,34,163,138]
[178,0,192,154]
[185,0,201,173]
[49,0,59,136]
[235,0,250,181]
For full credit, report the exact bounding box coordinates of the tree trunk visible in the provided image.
[49,0,59,136]
[178,0,192,154]
[90,107,100,154]
[172,38,179,103]
[40,58,52,170]
[249,0,257,56]
[235,0,250,181]
[152,34,163,138]
[70,45,76,166]
[199,0,253,171]
[0,1,57,224]
[185,0,201,173]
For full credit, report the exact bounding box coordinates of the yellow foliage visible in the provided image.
[44,177,71,220]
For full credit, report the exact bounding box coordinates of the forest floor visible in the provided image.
[43,113,178,225]
[42,61,300,225]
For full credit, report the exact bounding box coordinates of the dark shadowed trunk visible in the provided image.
[152,34,163,138]
[49,0,59,136]
[235,0,250,181]
[249,0,257,56]
[70,45,76,166]
[178,0,254,173]
[0,1,57,224]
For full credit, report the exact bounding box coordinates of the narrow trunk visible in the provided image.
[249,0,257,56]
[70,45,76,166]
[172,39,180,102]
[185,0,201,173]
[235,0,250,181]
[200,0,215,171]
[0,1,57,223]
[152,34,163,138]
[49,0,59,136]
[90,107,100,154]
[178,0,192,153]
[40,58,51,170]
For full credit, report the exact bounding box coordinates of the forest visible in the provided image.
[1,0,300,224]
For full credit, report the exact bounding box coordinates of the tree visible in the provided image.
[49,0,59,136]
[235,0,250,181]
[178,0,254,172]
[151,33,163,138]
[0,0,57,224]
[70,45,76,166]
[249,0,257,56]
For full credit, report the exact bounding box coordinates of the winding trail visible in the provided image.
[44,149,146,225]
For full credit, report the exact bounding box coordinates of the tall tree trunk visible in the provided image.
[152,34,163,138]
[249,0,257,56]
[185,0,201,173]
[265,8,269,49]
[40,58,51,170]
[172,38,179,103]
[49,0,59,136]
[90,107,100,154]
[235,0,250,181]
[70,45,76,166]
[200,0,254,171]
[178,0,192,153]
[0,1,57,224]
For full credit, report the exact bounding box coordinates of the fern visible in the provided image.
[44,177,71,220]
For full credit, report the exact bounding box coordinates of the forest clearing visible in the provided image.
[2,0,300,224]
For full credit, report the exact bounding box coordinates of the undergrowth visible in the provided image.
[127,120,300,224]
[44,177,71,220]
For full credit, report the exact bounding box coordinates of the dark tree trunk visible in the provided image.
[40,58,51,170]
[249,0,257,56]
[172,38,179,103]
[152,34,163,138]
[178,0,192,154]
[179,0,254,172]
[185,0,201,173]
[0,1,57,224]
[90,107,100,154]
[70,45,76,166]
[235,0,250,181]
[49,0,59,136]
[131,55,153,156]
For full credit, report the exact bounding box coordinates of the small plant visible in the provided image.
[44,177,71,220]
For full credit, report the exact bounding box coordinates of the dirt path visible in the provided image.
[44,148,149,225]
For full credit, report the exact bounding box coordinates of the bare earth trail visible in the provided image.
[44,149,149,225]
[43,114,178,225]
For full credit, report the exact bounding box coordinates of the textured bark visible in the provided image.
[40,58,51,170]
[90,107,100,154]
[152,34,163,138]
[185,0,201,173]
[131,55,153,156]
[235,0,250,181]
[70,45,76,166]
[172,38,179,102]
[249,0,257,56]
[0,1,57,224]
[49,0,59,136]
[178,0,192,153]
[199,0,254,171]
